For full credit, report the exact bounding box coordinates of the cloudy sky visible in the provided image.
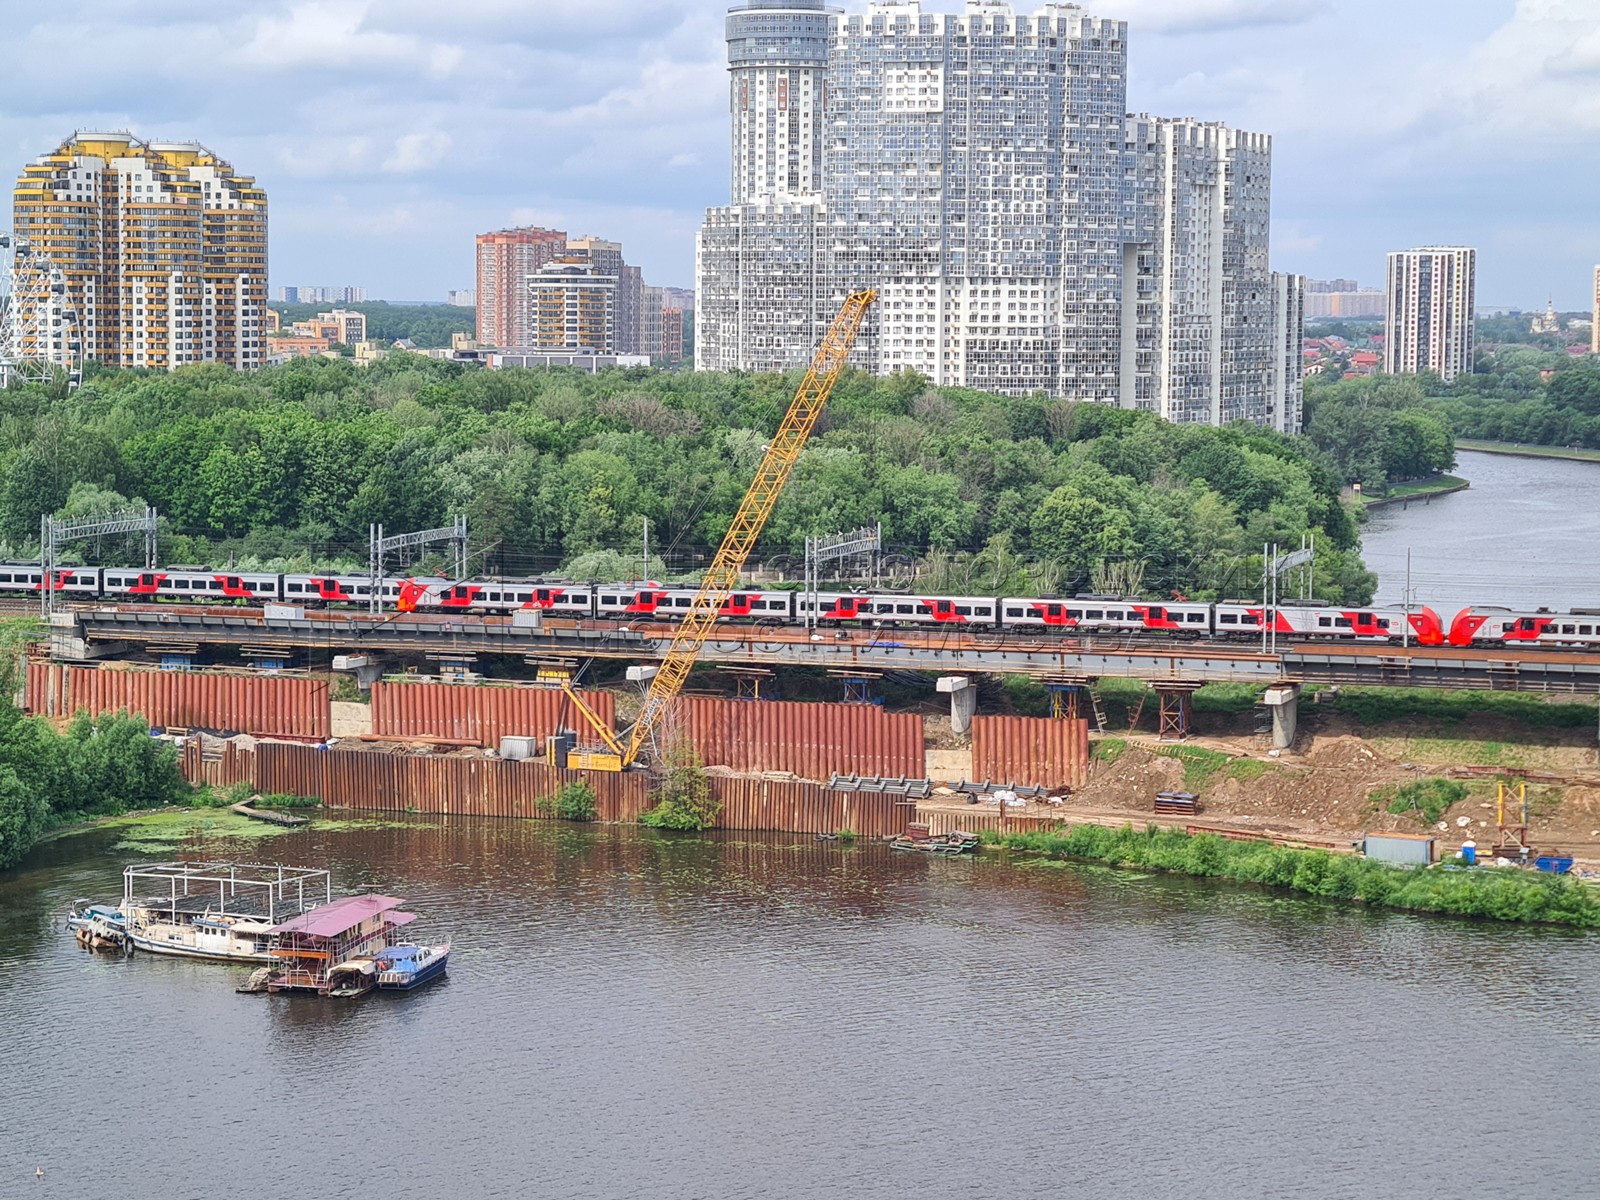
[3,0,1596,305]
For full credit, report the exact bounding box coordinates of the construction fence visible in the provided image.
[681,696,925,781]
[27,662,330,741]
[970,715,1090,791]
[368,680,616,747]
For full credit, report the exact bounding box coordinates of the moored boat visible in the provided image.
[889,830,981,856]
[327,956,381,998]
[69,903,132,953]
[374,942,450,991]
[119,862,333,963]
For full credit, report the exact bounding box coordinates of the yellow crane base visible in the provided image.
[567,750,626,773]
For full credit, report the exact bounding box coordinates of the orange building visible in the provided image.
[475,226,566,348]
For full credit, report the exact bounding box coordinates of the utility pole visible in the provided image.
[642,517,650,583]
[1403,548,1412,649]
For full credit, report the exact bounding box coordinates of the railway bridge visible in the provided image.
[43,603,1600,746]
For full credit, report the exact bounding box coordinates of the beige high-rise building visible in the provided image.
[12,131,268,370]
[1384,247,1476,383]
[1592,266,1599,356]
[528,259,618,352]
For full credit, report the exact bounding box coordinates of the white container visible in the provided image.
[499,736,538,761]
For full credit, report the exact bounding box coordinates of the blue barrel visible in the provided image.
[1461,845,1477,866]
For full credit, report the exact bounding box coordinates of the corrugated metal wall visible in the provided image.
[180,738,257,790]
[26,662,330,741]
[708,776,909,837]
[255,743,652,822]
[682,697,925,781]
[369,682,617,748]
[218,743,907,836]
[970,716,1090,790]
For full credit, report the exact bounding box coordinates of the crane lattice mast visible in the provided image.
[566,288,877,771]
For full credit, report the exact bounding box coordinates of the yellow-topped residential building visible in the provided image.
[12,131,268,371]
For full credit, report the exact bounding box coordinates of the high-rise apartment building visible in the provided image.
[1122,115,1277,426]
[528,259,618,352]
[13,131,267,370]
[475,226,566,348]
[696,0,1303,428]
[1384,247,1476,383]
[1592,266,1599,356]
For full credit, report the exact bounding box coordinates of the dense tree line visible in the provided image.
[1302,374,1457,491]
[0,355,1373,603]
[0,704,188,870]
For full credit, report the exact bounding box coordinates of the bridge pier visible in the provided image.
[937,675,977,734]
[331,654,385,693]
[1262,683,1301,750]
[1153,682,1204,741]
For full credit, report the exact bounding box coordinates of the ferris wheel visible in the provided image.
[0,232,81,391]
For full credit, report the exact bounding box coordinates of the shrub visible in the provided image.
[255,793,321,809]
[640,745,721,832]
[537,781,597,822]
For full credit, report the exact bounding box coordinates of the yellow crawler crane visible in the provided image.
[563,288,878,771]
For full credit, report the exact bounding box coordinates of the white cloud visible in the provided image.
[1103,0,1320,34]
[383,131,452,174]
[231,0,463,77]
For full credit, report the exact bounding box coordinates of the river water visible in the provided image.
[5,815,1599,1199]
[1362,449,1600,617]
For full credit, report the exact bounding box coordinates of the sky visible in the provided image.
[2,0,1597,306]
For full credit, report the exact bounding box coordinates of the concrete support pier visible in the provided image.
[937,675,977,734]
[1262,684,1301,750]
[332,654,385,693]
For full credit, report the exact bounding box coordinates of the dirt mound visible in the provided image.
[1074,747,1184,812]
[1304,735,1388,772]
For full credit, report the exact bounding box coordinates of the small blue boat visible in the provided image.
[374,942,449,990]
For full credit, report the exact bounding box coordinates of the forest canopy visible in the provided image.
[0,356,1374,604]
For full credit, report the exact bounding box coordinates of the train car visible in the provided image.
[594,584,795,621]
[999,597,1211,634]
[1213,602,1401,641]
[400,578,596,616]
[103,569,280,603]
[801,594,1000,626]
[1446,607,1600,648]
[0,563,102,598]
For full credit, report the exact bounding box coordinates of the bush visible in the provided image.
[980,822,1600,928]
[255,793,321,809]
[640,745,721,832]
[538,781,597,822]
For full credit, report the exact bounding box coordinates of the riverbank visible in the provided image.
[1454,439,1600,464]
[983,823,1600,927]
[1356,474,1470,509]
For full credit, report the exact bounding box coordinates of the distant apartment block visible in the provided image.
[475,226,567,348]
[1303,283,1386,320]
[447,289,476,307]
[1384,247,1476,383]
[528,259,618,352]
[13,131,268,371]
[277,285,366,304]
[663,287,695,313]
[695,0,1304,429]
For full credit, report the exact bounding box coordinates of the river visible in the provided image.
[5,814,1599,1199]
[1362,449,1600,616]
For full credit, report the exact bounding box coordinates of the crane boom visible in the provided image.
[565,288,877,771]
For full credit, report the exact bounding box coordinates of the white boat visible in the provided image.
[375,942,451,990]
[118,862,332,963]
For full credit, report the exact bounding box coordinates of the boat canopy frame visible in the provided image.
[122,862,332,925]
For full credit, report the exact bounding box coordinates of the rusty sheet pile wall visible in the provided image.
[970,716,1089,790]
[682,697,924,781]
[370,682,616,748]
[708,776,908,838]
[26,662,330,741]
[256,743,651,822]
[180,738,256,790]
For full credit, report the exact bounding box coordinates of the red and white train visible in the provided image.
[8,563,1595,650]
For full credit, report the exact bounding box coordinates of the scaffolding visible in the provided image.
[803,522,881,629]
[40,507,159,616]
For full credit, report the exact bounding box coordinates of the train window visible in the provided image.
[1501,622,1513,632]
[1583,626,1594,636]
[601,596,618,606]
[1220,614,1238,625]
[517,593,532,603]
[211,581,223,590]
[1106,610,1123,621]
[1005,607,1024,618]
[897,604,914,614]
[1066,609,1083,619]
[1085,610,1103,620]
[975,607,992,617]
[1334,617,1351,628]
[1318,617,1332,627]
[1378,620,1391,629]
[675,597,691,608]
[1188,612,1205,623]
[287,582,302,593]
[1563,625,1577,635]
[956,605,971,616]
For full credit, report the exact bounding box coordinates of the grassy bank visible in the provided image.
[1356,475,1470,509]
[1456,440,1600,464]
[982,823,1600,928]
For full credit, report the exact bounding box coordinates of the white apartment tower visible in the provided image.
[1591,265,1599,356]
[696,0,1304,429]
[1384,247,1476,383]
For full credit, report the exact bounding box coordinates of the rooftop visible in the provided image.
[269,893,405,939]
